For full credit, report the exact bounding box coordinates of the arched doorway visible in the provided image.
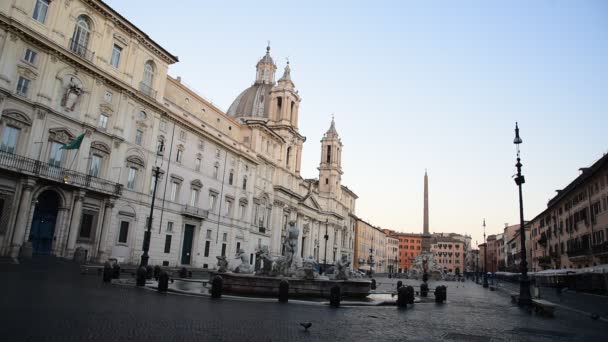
[29,190,60,255]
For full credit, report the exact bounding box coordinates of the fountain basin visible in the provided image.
[210,272,372,298]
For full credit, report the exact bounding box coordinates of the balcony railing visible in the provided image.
[181,205,209,220]
[139,82,157,99]
[0,150,122,195]
[567,247,590,258]
[69,38,95,62]
[592,242,608,256]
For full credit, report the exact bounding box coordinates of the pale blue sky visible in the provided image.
[106,0,608,245]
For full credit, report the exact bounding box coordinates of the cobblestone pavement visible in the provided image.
[1,258,606,342]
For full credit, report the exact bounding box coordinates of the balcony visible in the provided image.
[0,150,122,196]
[68,38,95,62]
[181,205,208,220]
[592,242,608,256]
[139,82,157,99]
[568,247,590,259]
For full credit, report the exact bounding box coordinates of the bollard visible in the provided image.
[158,271,169,292]
[420,283,429,297]
[112,263,121,279]
[179,267,188,278]
[102,261,112,283]
[330,285,341,308]
[405,286,415,304]
[145,265,153,279]
[188,271,193,278]
[136,266,147,287]
[211,275,223,299]
[371,279,377,290]
[153,265,161,280]
[278,280,289,303]
[435,285,446,303]
[397,280,403,290]
[397,286,408,308]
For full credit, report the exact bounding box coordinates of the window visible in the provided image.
[239,202,246,220]
[89,155,102,177]
[135,130,143,145]
[104,91,113,103]
[225,199,233,217]
[71,16,91,55]
[48,142,64,167]
[327,145,331,163]
[206,229,212,239]
[170,182,180,201]
[16,77,30,96]
[32,0,49,23]
[159,120,167,132]
[0,126,20,153]
[179,130,187,140]
[79,211,96,239]
[23,48,37,64]
[189,189,199,206]
[213,163,219,179]
[236,242,241,253]
[195,157,201,172]
[176,148,183,163]
[164,235,172,253]
[149,174,157,194]
[127,167,137,190]
[221,243,226,257]
[143,61,155,86]
[222,232,228,242]
[204,241,210,257]
[209,193,218,211]
[286,147,291,166]
[198,140,204,150]
[242,176,247,190]
[166,221,174,233]
[110,44,122,68]
[228,171,234,185]
[98,113,108,129]
[118,221,129,244]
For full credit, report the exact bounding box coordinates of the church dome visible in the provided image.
[226,83,273,118]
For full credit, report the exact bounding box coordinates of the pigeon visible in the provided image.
[300,322,312,331]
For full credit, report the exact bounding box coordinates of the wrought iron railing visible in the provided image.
[69,38,95,61]
[592,242,608,255]
[139,82,157,99]
[0,150,122,195]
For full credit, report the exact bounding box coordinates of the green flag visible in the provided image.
[61,133,85,150]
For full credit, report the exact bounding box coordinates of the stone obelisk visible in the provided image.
[422,170,431,252]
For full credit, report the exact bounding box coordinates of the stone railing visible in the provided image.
[69,38,95,62]
[181,205,208,220]
[139,82,157,99]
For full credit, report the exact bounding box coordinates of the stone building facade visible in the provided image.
[0,0,357,269]
[354,218,386,273]
[530,154,608,271]
[431,237,465,275]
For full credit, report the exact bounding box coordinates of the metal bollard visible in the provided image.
[435,285,446,303]
[158,271,169,292]
[179,267,188,278]
[145,265,153,279]
[405,286,415,304]
[278,280,289,303]
[153,265,161,280]
[397,280,403,290]
[330,285,341,308]
[136,266,147,287]
[211,275,223,299]
[371,279,377,290]
[397,286,408,308]
[112,263,121,279]
[102,262,112,283]
[420,283,429,297]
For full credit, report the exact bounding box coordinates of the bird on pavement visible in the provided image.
[300,322,312,331]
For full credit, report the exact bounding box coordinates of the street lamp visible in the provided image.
[513,122,532,306]
[140,139,165,267]
[323,218,329,274]
[483,219,489,288]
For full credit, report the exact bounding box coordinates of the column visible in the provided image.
[66,190,86,258]
[96,199,115,262]
[51,207,68,256]
[10,178,36,259]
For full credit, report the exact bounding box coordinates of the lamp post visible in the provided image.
[513,122,532,306]
[323,218,329,274]
[483,219,489,288]
[139,140,164,267]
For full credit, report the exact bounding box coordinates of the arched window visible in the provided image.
[286,146,291,166]
[228,170,234,185]
[71,16,91,56]
[143,61,155,86]
[242,176,247,191]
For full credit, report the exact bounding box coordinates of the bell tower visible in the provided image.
[255,45,276,84]
[318,117,343,195]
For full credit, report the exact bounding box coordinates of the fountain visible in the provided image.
[408,251,445,281]
[209,221,371,298]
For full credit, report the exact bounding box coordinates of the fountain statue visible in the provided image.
[255,246,274,276]
[334,254,351,280]
[216,255,228,273]
[233,249,253,273]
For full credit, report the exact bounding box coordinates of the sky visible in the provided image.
[106,0,608,246]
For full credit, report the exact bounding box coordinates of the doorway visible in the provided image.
[181,224,195,265]
[29,190,60,255]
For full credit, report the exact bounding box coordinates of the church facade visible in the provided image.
[0,0,357,269]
